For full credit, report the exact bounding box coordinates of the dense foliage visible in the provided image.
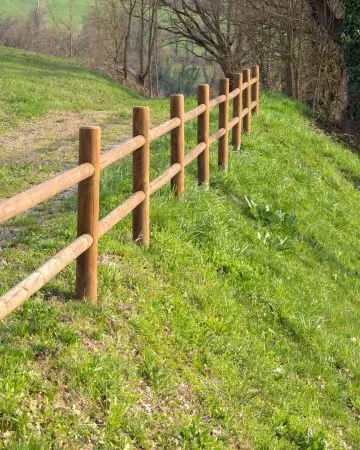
[342,0,360,119]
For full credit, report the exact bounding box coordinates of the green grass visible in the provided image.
[0,49,360,448]
[0,47,144,132]
[0,0,92,29]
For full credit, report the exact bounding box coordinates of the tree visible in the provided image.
[120,0,137,80]
[160,0,251,79]
[47,0,75,57]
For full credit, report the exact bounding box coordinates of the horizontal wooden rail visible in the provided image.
[99,191,145,237]
[0,163,94,224]
[0,234,93,320]
[250,77,258,86]
[241,107,250,119]
[209,95,226,109]
[184,104,206,123]
[209,128,226,145]
[184,142,206,166]
[229,88,240,100]
[228,116,240,130]
[149,163,181,195]
[100,135,145,170]
[0,64,261,321]
[149,117,181,142]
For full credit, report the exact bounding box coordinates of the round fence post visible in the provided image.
[170,94,185,195]
[76,126,101,304]
[197,84,210,185]
[132,107,150,246]
[218,78,229,169]
[243,69,251,133]
[232,72,243,151]
[254,64,260,114]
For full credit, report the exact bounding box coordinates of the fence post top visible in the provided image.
[198,84,209,93]
[80,125,100,131]
[219,78,230,88]
[133,106,150,112]
[170,93,184,99]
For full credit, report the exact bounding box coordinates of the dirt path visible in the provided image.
[0,110,133,195]
[0,110,132,168]
[0,110,134,246]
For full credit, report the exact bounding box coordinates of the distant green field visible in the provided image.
[0,0,92,27]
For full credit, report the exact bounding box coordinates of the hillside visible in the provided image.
[0,48,360,448]
[0,0,91,28]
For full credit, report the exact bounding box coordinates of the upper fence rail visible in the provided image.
[0,65,260,321]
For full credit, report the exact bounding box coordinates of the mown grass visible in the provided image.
[0,49,360,448]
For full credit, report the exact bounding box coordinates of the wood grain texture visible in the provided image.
[243,69,251,134]
[100,136,145,170]
[0,163,94,224]
[76,126,101,303]
[170,95,185,196]
[184,104,206,122]
[218,78,229,169]
[132,107,150,246]
[184,142,206,166]
[149,164,181,195]
[99,191,145,237]
[0,235,93,320]
[197,84,210,185]
[232,73,242,151]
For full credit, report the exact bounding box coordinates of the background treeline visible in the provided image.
[0,0,359,123]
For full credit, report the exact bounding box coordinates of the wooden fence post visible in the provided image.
[243,69,251,133]
[132,107,150,246]
[170,94,185,195]
[76,126,100,303]
[254,64,260,114]
[232,72,242,151]
[197,84,210,185]
[218,78,229,169]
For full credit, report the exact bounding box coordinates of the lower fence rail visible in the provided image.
[0,234,93,320]
[99,191,145,237]
[0,65,260,320]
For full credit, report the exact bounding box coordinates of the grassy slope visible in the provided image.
[0,47,143,131]
[0,48,360,449]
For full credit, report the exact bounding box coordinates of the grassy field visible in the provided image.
[0,47,360,449]
[0,0,91,28]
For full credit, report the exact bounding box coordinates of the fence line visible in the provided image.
[0,65,260,320]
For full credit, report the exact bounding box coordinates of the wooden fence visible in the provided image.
[0,65,260,320]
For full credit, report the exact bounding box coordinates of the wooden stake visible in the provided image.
[243,69,251,133]
[197,84,210,185]
[254,64,260,114]
[232,73,242,151]
[218,78,229,169]
[76,126,100,303]
[132,107,150,246]
[170,95,185,195]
